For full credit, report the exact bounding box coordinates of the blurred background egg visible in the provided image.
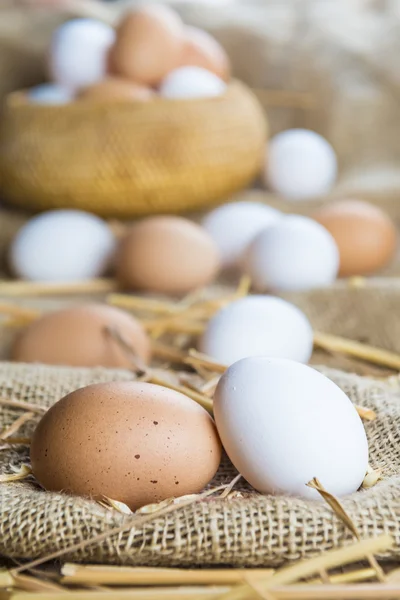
[49,19,115,92]
[265,129,338,200]
[117,216,221,295]
[159,66,227,99]
[312,199,398,277]
[199,295,313,365]
[202,201,281,269]
[180,26,230,81]
[110,4,184,86]
[213,357,369,499]
[241,215,339,292]
[79,77,155,102]
[27,83,74,105]
[12,304,151,368]
[31,381,221,510]
[9,210,116,282]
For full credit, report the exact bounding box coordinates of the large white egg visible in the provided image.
[49,19,115,91]
[199,295,313,366]
[10,210,116,282]
[202,201,282,268]
[27,84,74,105]
[214,357,369,499]
[241,215,339,292]
[265,129,337,200]
[159,66,226,99]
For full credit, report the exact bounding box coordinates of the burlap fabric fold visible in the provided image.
[1,282,400,566]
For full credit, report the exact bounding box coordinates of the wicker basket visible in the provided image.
[0,81,267,218]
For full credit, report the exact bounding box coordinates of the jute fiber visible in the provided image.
[1,282,400,566]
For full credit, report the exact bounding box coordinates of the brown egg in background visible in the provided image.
[79,77,155,102]
[12,304,151,368]
[110,4,184,86]
[116,216,221,295]
[180,26,230,81]
[312,199,398,277]
[30,381,222,510]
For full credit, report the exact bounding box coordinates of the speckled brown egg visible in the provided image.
[312,199,398,277]
[79,77,155,102]
[30,381,222,509]
[110,5,184,86]
[12,303,150,368]
[116,216,221,295]
[180,26,230,81]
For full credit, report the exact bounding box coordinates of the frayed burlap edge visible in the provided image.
[0,361,399,568]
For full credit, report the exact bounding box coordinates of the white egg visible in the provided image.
[214,357,369,499]
[27,84,74,105]
[241,215,339,292]
[10,210,116,282]
[49,19,115,91]
[265,129,337,200]
[159,66,226,99]
[199,295,313,366]
[202,201,282,268]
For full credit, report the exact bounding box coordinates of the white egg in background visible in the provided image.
[159,66,226,99]
[10,210,116,282]
[265,129,337,200]
[214,357,369,499]
[27,84,74,105]
[241,215,339,292]
[199,295,313,366]
[49,19,115,91]
[202,201,282,268]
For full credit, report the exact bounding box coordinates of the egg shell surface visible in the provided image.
[111,4,184,85]
[49,19,115,91]
[9,210,116,283]
[12,303,151,368]
[27,84,74,105]
[79,77,155,102]
[159,66,226,99]
[241,214,339,292]
[312,199,398,277]
[116,216,221,295]
[214,357,369,499]
[202,201,282,268]
[199,295,313,366]
[31,381,222,510]
[265,129,337,200]
[180,26,230,81]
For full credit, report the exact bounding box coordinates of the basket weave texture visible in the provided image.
[1,283,400,567]
[0,82,266,218]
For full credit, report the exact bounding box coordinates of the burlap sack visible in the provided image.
[1,282,400,567]
[0,2,399,566]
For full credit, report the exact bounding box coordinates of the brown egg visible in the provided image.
[180,26,230,81]
[79,77,155,102]
[30,381,222,509]
[110,4,184,86]
[312,199,398,277]
[116,216,221,295]
[12,304,151,368]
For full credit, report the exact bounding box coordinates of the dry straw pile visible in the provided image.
[0,278,400,600]
[0,1,400,597]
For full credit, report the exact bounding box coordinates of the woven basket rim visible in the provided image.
[5,79,247,114]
